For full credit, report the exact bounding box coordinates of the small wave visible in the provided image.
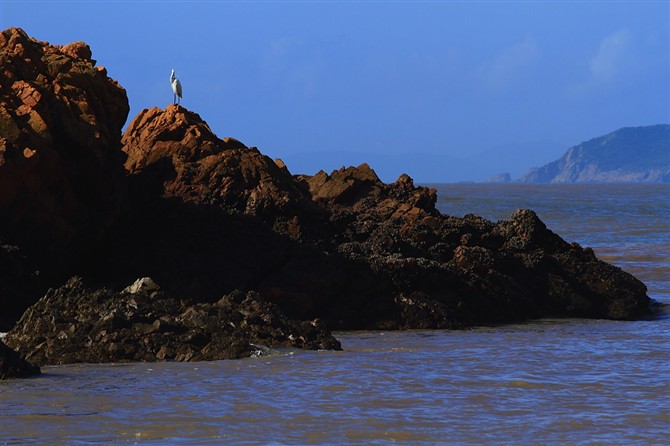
[507,380,548,389]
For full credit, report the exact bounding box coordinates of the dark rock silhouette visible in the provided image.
[0,340,40,379]
[0,27,129,310]
[109,104,651,329]
[0,243,41,331]
[4,277,339,366]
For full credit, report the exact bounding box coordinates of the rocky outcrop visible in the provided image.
[121,105,318,237]
[519,125,670,183]
[0,27,129,283]
[0,29,656,371]
[0,340,40,379]
[294,167,650,327]
[113,102,652,328]
[4,276,340,366]
[489,172,512,183]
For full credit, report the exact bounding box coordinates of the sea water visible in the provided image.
[1,184,668,445]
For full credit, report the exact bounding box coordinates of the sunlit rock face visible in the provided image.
[0,27,129,274]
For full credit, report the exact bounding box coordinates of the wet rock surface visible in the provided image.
[4,277,340,366]
[0,28,655,372]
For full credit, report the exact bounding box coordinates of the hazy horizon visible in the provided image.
[2,1,668,182]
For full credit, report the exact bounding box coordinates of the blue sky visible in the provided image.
[2,1,669,182]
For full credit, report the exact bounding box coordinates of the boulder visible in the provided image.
[121,105,317,235]
[4,277,340,366]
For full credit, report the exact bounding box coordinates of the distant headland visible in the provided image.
[513,125,670,183]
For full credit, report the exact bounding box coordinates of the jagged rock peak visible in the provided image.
[303,163,383,203]
[1,27,91,62]
[122,105,246,171]
[0,27,128,142]
[121,105,315,226]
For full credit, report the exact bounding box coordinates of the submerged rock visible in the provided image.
[4,277,340,366]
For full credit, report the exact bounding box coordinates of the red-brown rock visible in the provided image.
[0,28,129,280]
[0,29,655,356]
[121,105,317,235]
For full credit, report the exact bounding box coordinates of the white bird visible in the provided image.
[170,68,182,105]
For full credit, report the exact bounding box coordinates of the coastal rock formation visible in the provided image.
[0,27,129,283]
[121,105,318,236]
[0,340,40,379]
[294,166,650,327]
[0,29,656,370]
[519,125,670,183]
[3,276,340,366]
[114,104,652,329]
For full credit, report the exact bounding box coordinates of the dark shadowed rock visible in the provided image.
[297,169,652,327]
[112,105,652,330]
[0,27,129,284]
[0,243,41,331]
[4,277,340,366]
[0,29,656,369]
[0,340,40,379]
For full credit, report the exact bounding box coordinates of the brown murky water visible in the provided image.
[1,184,668,445]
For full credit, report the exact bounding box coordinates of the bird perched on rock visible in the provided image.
[170,69,182,105]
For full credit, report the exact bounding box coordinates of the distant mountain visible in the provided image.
[519,125,670,183]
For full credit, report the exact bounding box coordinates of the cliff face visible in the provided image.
[0,28,656,371]
[520,125,670,183]
[0,28,129,331]
[0,27,130,275]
